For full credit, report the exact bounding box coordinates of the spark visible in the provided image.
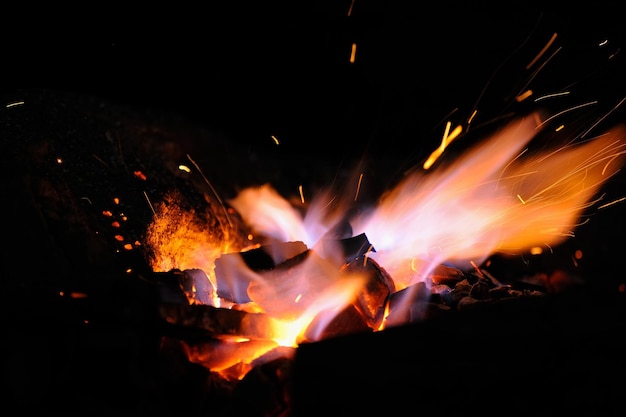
[515,90,533,102]
[536,101,598,129]
[92,154,109,168]
[299,185,305,204]
[347,0,355,16]
[354,173,363,202]
[467,109,478,126]
[271,135,280,145]
[580,95,626,139]
[143,190,156,215]
[597,196,626,210]
[470,261,484,279]
[518,46,562,97]
[602,149,626,175]
[134,171,147,180]
[69,292,88,299]
[5,101,24,108]
[178,164,191,173]
[517,194,526,204]
[187,153,232,228]
[608,48,620,60]
[423,122,463,170]
[350,43,357,64]
[526,32,558,70]
[534,91,570,102]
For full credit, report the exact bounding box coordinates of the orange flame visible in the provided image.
[145,115,625,379]
[353,117,626,288]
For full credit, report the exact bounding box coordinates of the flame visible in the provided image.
[352,117,626,289]
[145,190,248,305]
[145,114,626,380]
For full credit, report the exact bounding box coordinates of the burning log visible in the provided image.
[215,241,309,303]
[301,304,372,342]
[214,233,374,305]
[341,255,395,330]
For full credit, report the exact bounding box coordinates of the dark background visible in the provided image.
[3,1,625,151]
[2,1,626,415]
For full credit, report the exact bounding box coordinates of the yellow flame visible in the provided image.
[144,113,625,380]
[353,118,626,288]
[145,190,247,294]
[423,122,463,170]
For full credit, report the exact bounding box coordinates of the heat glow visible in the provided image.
[146,114,625,379]
[229,115,625,292]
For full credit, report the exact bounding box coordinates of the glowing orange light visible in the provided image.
[526,32,558,69]
[70,292,88,299]
[515,90,533,102]
[354,173,363,202]
[423,122,463,170]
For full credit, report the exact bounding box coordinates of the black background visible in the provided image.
[2,1,626,415]
[4,1,625,151]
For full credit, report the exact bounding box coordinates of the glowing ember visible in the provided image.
[145,190,251,307]
[146,110,625,380]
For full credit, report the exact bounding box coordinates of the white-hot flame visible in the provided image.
[232,115,626,292]
[148,114,625,380]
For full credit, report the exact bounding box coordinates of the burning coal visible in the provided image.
[145,110,625,380]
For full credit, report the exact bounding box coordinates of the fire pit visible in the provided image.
[2,3,625,416]
[3,85,625,415]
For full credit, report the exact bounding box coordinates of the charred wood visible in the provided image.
[342,255,395,330]
[159,303,275,341]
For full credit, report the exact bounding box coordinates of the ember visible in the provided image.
[147,115,625,382]
[2,2,625,416]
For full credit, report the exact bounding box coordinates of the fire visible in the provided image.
[352,116,626,289]
[145,190,250,306]
[146,114,625,380]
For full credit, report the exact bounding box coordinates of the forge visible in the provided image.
[3,7,626,416]
[2,86,625,416]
